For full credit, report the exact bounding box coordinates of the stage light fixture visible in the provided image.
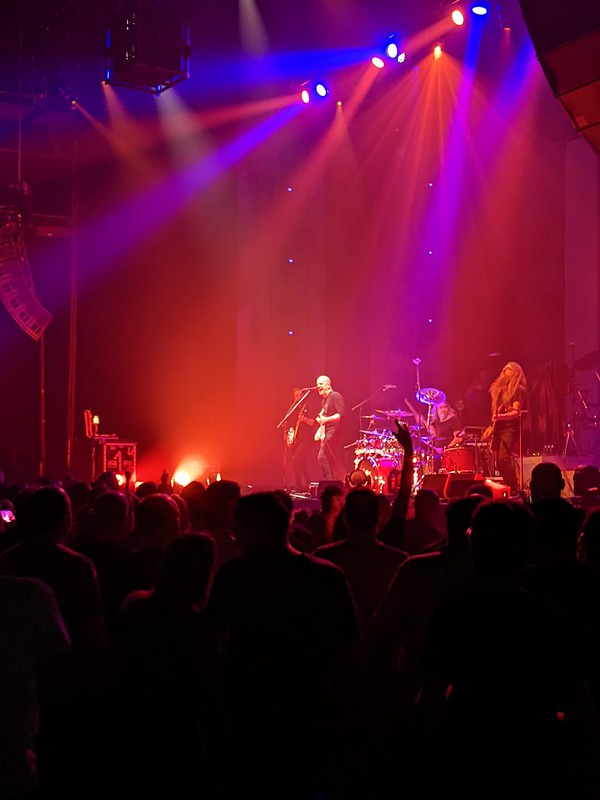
[299,79,331,104]
[471,3,489,15]
[104,2,190,94]
[452,9,465,25]
[434,44,443,60]
[371,33,406,68]
[384,33,401,60]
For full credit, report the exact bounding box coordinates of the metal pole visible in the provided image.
[518,411,524,493]
[39,335,46,478]
[66,144,79,472]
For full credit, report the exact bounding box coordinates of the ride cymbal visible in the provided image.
[415,387,446,405]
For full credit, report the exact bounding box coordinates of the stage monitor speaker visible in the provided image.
[311,480,345,498]
[421,473,485,500]
[519,1,600,155]
[445,473,484,499]
[420,474,448,499]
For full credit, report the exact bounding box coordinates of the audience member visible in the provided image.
[111,533,219,797]
[530,461,564,503]
[311,484,346,549]
[380,488,441,555]
[0,486,108,796]
[314,488,407,631]
[0,575,70,799]
[370,496,481,724]
[181,480,209,530]
[206,491,359,799]
[72,490,133,632]
[414,501,594,799]
[118,493,181,602]
[524,498,600,715]
[200,479,241,568]
[64,480,93,543]
[580,506,600,566]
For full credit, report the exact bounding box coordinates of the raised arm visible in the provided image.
[377,421,414,549]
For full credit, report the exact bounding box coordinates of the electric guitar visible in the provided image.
[314,408,326,442]
[482,404,522,442]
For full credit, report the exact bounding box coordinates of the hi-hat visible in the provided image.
[416,387,446,405]
[375,408,413,418]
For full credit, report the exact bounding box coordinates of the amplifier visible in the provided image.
[522,455,596,498]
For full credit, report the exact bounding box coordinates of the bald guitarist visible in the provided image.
[315,375,346,481]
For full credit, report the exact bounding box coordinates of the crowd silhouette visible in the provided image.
[1,429,600,799]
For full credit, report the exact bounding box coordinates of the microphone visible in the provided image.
[382,384,397,391]
[300,386,315,391]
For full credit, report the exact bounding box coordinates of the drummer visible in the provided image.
[428,400,463,451]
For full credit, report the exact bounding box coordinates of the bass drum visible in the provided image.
[349,456,402,494]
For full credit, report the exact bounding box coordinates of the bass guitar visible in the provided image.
[287,404,307,448]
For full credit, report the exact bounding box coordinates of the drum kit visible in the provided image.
[348,386,492,494]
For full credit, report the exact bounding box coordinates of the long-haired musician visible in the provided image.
[429,400,463,449]
[283,387,317,491]
[487,361,528,493]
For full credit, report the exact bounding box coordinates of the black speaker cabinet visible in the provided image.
[520,0,600,154]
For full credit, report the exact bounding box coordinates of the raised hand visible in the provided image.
[393,419,413,452]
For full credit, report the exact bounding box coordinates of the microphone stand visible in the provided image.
[517,409,529,494]
[276,390,311,430]
[412,358,424,482]
[351,387,394,448]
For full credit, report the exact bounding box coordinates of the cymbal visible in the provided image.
[416,387,446,405]
[574,351,600,371]
[421,436,445,444]
[375,408,413,418]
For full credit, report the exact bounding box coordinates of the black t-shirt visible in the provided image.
[319,390,345,437]
[433,416,460,447]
